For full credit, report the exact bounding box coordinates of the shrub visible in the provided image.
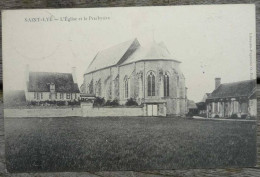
[105,100,112,106]
[186,112,194,118]
[248,116,256,120]
[68,100,80,106]
[241,114,247,119]
[30,101,37,106]
[57,101,66,106]
[110,99,119,106]
[230,114,238,119]
[214,115,219,118]
[125,98,138,106]
[93,97,105,107]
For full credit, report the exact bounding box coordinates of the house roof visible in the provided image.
[85,38,180,74]
[27,72,80,93]
[201,93,211,102]
[207,79,256,100]
[187,100,197,109]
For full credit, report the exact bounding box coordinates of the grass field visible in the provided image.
[5,116,257,172]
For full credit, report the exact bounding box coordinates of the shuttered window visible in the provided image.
[66,93,70,99]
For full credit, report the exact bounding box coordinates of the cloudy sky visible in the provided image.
[3,5,256,102]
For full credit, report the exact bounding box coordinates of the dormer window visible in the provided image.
[50,83,55,92]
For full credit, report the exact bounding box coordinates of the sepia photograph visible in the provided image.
[2,4,257,172]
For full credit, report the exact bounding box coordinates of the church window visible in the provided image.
[124,76,129,98]
[89,80,94,94]
[164,73,170,97]
[138,78,143,98]
[148,72,155,96]
[96,79,102,97]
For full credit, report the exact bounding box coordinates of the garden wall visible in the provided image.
[4,108,82,118]
[81,104,145,117]
[5,103,166,117]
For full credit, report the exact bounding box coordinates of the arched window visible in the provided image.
[148,72,155,96]
[89,79,93,94]
[164,73,169,97]
[124,76,129,98]
[177,75,179,87]
[95,79,101,97]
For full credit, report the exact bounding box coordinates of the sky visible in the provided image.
[2,5,256,102]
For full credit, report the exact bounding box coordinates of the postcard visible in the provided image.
[2,4,257,172]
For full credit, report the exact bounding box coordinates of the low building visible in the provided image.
[196,93,211,116]
[206,78,256,118]
[25,66,80,102]
[187,100,198,116]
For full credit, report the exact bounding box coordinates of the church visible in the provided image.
[81,38,188,116]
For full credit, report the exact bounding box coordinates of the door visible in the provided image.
[147,104,158,116]
[147,105,153,116]
[152,105,158,116]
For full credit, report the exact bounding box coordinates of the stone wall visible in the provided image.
[82,105,145,117]
[4,102,168,118]
[4,108,82,118]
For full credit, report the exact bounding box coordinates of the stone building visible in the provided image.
[25,66,80,102]
[206,78,256,118]
[82,38,188,116]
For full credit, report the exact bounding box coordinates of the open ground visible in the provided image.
[4,116,257,172]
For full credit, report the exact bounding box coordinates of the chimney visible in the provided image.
[215,77,221,89]
[72,67,77,83]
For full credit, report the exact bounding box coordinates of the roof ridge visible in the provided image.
[220,79,256,86]
[29,71,72,75]
[99,38,137,52]
[85,38,138,74]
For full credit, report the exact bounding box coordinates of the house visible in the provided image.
[25,66,80,102]
[206,78,256,118]
[196,93,211,116]
[82,38,188,116]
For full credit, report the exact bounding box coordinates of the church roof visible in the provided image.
[27,72,80,93]
[121,41,178,65]
[86,38,140,73]
[207,79,256,100]
[85,38,179,74]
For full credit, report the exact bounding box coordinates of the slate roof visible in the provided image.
[85,38,179,74]
[86,38,140,73]
[207,79,256,100]
[27,72,80,93]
